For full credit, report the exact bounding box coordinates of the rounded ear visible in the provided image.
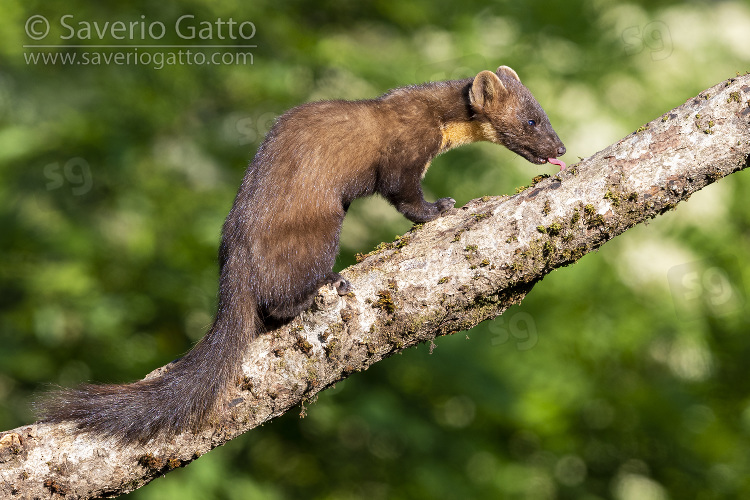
[469,70,506,112]
[496,65,521,82]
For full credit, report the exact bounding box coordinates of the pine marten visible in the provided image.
[38,66,566,443]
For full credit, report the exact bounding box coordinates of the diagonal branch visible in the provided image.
[2,74,749,499]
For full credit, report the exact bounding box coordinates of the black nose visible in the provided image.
[557,145,566,156]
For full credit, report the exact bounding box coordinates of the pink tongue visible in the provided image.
[547,158,566,170]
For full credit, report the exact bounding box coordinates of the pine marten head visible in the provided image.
[469,66,565,166]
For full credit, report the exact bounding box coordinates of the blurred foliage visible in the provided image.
[1,0,750,498]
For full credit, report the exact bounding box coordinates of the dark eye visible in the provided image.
[527,119,536,126]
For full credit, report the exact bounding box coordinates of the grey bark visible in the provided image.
[1,74,749,499]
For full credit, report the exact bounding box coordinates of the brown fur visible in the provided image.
[37,66,565,443]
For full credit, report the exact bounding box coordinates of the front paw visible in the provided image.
[435,197,456,214]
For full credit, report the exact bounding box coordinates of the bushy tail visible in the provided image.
[37,299,256,444]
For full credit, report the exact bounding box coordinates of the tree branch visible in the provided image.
[2,75,749,499]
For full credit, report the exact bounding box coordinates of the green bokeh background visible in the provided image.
[2,1,750,498]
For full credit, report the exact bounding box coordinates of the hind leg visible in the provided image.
[324,271,351,295]
[264,272,351,322]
